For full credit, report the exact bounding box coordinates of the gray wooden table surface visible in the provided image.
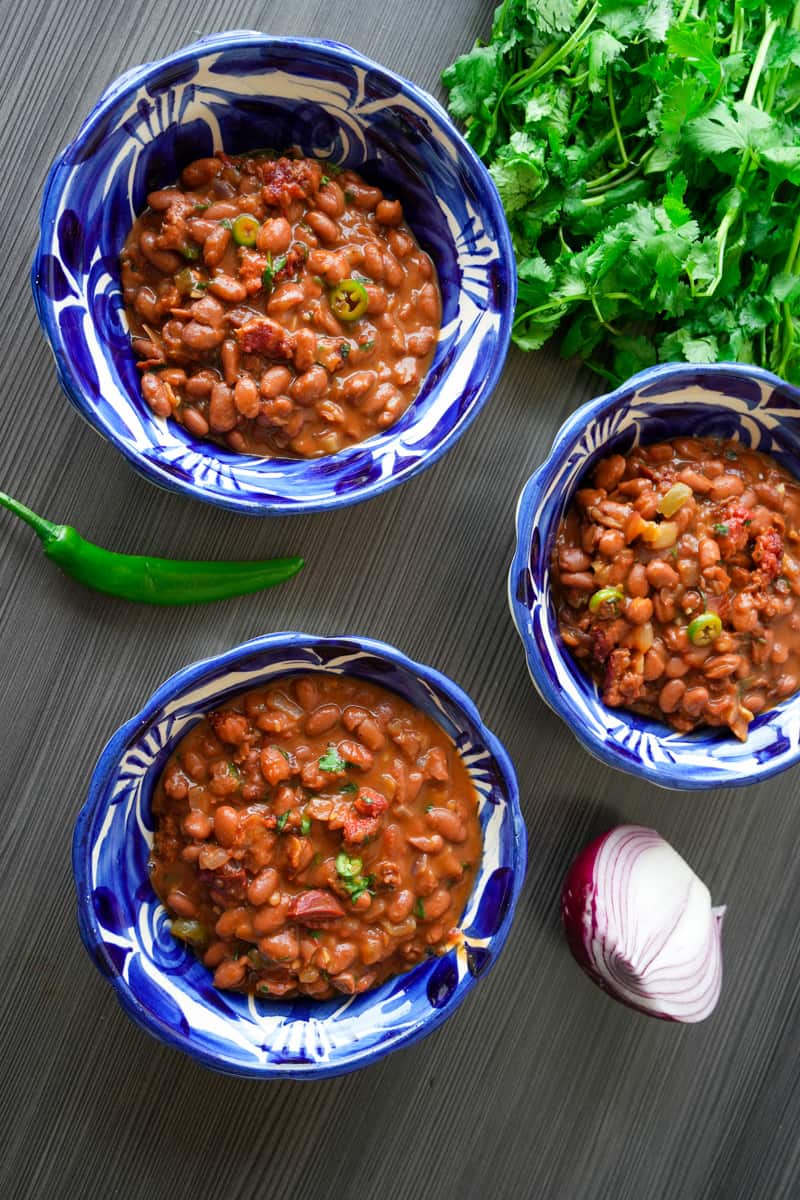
[2,2,799,1198]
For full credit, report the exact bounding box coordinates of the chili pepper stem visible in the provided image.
[0,490,59,543]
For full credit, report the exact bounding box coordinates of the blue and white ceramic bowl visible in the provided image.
[73,632,526,1077]
[32,32,515,514]
[509,363,800,791]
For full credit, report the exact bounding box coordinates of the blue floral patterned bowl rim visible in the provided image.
[31,31,516,516]
[73,631,527,1076]
[509,361,800,791]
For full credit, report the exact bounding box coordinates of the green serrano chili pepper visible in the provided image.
[589,586,624,615]
[687,612,723,646]
[0,490,303,605]
[232,214,260,247]
[330,278,369,321]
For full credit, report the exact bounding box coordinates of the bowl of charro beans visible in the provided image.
[32,31,514,514]
[73,632,525,1077]
[509,362,800,790]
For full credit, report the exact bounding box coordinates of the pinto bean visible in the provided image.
[182,808,212,839]
[209,275,248,303]
[678,467,712,494]
[594,454,626,490]
[181,157,222,188]
[426,807,467,843]
[349,182,382,210]
[422,888,452,921]
[203,224,231,267]
[698,538,721,569]
[292,328,317,373]
[290,365,328,404]
[376,199,403,225]
[139,231,182,274]
[253,897,291,935]
[382,252,404,288]
[627,597,653,625]
[141,372,172,418]
[181,320,226,352]
[704,654,742,679]
[306,210,339,243]
[247,868,279,907]
[339,739,374,770]
[682,686,710,717]
[710,473,745,501]
[305,704,341,736]
[147,187,181,211]
[659,679,686,713]
[557,546,590,574]
[256,216,292,254]
[181,407,210,435]
[316,180,345,218]
[267,283,305,313]
[598,528,625,557]
[644,645,667,681]
[559,572,595,591]
[213,959,247,989]
[220,338,240,385]
[775,674,798,698]
[234,375,260,417]
[261,365,293,397]
[185,369,218,397]
[626,562,649,598]
[208,381,238,432]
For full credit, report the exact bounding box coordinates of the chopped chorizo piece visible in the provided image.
[235,316,295,358]
[259,156,322,206]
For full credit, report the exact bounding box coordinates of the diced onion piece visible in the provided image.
[640,520,679,549]
[631,620,654,652]
[658,482,693,517]
[561,825,725,1023]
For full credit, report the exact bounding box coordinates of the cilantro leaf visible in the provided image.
[318,746,346,772]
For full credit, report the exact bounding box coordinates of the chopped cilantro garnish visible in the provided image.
[340,782,358,794]
[319,746,347,772]
[300,815,312,836]
[340,341,350,359]
[414,898,426,920]
[713,523,729,537]
[276,812,289,833]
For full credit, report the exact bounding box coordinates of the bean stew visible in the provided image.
[150,673,481,999]
[120,152,441,458]
[552,437,800,740]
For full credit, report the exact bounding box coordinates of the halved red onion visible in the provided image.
[561,825,725,1022]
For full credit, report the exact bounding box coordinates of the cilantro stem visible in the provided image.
[784,211,800,277]
[742,18,779,106]
[606,72,628,167]
[505,2,599,96]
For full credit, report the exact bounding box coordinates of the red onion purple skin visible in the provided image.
[561,829,685,1022]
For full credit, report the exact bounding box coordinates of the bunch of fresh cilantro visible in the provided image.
[443,0,800,384]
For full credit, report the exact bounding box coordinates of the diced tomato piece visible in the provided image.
[752,528,783,580]
[354,787,389,816]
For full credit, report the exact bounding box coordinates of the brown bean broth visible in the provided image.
[120,153,441,458]
[150,673,481,1000]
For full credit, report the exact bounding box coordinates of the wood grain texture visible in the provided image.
[2,2,799,1198]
